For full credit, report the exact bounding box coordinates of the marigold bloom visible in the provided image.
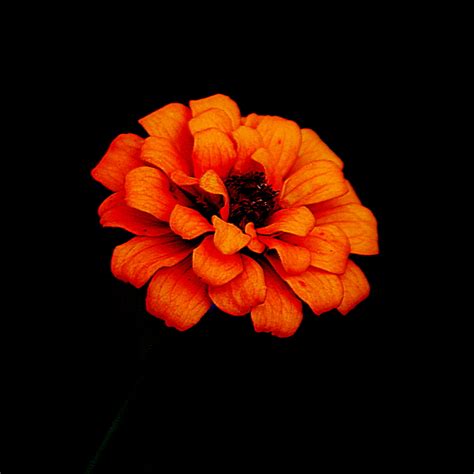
[92,94,378,337]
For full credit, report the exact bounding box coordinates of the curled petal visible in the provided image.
[169,204,214,240]
[257,206,315,237]
[267,255,343,315]
[91,134,144,192]
[338,260,370,315]
[280,161,347,208]
[244,222,266,253]
[251,261,303,338]
[99,192,172,236]
[212,215,251,255]
[231,126,264,175]
[243,113,265,128]
[112,235,193,288]
[146,258,212,331]
[192,236,243,286]
[170,170,199,187]
[209,255,266,316]
[190,94,241,130]
[310,179,361,212]
[199,169,230,220]
[189,108,234,135]
[259,236,311,275]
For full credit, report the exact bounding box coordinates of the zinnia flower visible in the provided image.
[92,94,378,337]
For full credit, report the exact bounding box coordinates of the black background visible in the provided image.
[66,33,412,472]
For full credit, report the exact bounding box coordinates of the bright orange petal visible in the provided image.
[309,179,361,212]
[267,255,343,315]
[251,148,276,185]
[281,224,350,274]
[199,169,230,220]
[125,167,185,222]
[189,94,241,130]
[212,215,251,255]
[337,260,370,315]
[257,206,315,237]
[209,255,266,316]
[146,258,211,331]
[231,126,264,174]
[256,116,301,189]
[138,103,193,158]
[289,128,344,174]
[243,113,265,128]
[259,236,311,274]
[91,134,144,192]
[280,161,347,208]
[169,204,214,240]
[189,108,234,135]
[244,222,266,253]
[170,170,199,186]
[251,261,303,338]
[192,128,237,180]
[311,203,379,255]
[141,136,192,177]
[99,192,172,236]
[192,235,243,286]
[112,235,193,288]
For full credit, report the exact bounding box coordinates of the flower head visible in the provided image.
[92,94,378,337]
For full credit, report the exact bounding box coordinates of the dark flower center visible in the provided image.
[225,172,279,229]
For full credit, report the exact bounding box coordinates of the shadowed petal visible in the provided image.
[199,169,230,220]
[244,222,266,253]
[231,126,264,175]
[338,260,370,315]
[259,236,311,274]
[169,204,214,240]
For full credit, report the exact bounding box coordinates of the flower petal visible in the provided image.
[192,235,243,286]
[199,169,230,220]
[192,128,237,180]
[138,103,193,158]
[243,113,265,128]
[281,224,350,274]
[169,204,214,240]
[112,235,193,288]
[267,255,343,315]
[146,258,211,331]
[289,128,344,174]
[259,236,311,275]
[189,94,241,130]
[170,170,199,187]
[99,192,173,236]
[257,206,315,237]
[256,116,302,189]
[337,260,370,315]
[280,161,347,208]
[212,215,251,255]
[231,126,264,175]
[141,136,192,177]
[311,203,379,255]
[244,222,266,253]
[125,167,185,222]
[209,255,266,316]
[189,108,234,135]
[251,261,303,338]
[309,179,361,212]
[91,134,144,192]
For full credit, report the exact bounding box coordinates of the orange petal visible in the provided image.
[192,128,237,180]
[267,255,343,315]
[112,235,193,288]
[125,167,183,222]
[189,94,241,130]
[280,161,347,208]
[141,136,192,177]
[337,260,370,315]
[189,108,234,135]
[146,258,211,331]
[257,206,315,237]
[256,116,301,189]
[289,128,344,174]
[251,261,303,338]
[244,222,266,253]
[259,236,311,275]
[91,134,144,192]
[99,192,172,236]
[231,126,264,175]
[309,179,361,212]
[169,204,214,240]
[170,170,199,187]
[192,235,243,286]
[138,103,193,159]
[212,215,251,255]
[311,203,379,255]
[281,224,350,274]
[208,255,266,316]
[199,169,230,220]
[243,113,265,128]
[251,148,276,185]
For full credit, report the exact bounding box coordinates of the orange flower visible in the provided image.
[92,94,378,337]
